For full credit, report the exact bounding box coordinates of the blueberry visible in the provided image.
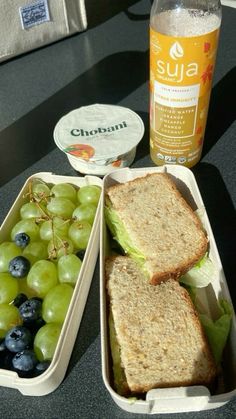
[34,360,51,375]
[13,293,28,308]
[8,256,30,278]
[12,349,37,373]
[5,326,32,353]
[19,298,42,323]
[14,232,30,248]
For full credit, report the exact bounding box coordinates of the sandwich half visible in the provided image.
[106,256,217,395]
[105,172,208,285]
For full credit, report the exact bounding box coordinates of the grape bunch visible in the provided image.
[0,179,101,377]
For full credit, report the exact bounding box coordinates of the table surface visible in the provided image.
[0,1,235,418]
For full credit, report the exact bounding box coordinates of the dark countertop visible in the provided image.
[0,1,235,417]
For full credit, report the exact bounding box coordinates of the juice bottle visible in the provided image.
[150,0,222,167]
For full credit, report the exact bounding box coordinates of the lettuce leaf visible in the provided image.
[182,284,232,365]
[180,254,217,288]
[104,205,145,263]
[199,299,233,364]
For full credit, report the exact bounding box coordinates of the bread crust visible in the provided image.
[106,256,217,395]
[106,173,208,285]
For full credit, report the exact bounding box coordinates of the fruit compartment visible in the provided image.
[0,172,102,395]
[100,165,236,414]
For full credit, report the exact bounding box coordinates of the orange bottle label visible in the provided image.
[150,26,220,166]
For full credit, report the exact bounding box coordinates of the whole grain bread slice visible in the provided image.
[106,172,208,285]
[106,256,217,395]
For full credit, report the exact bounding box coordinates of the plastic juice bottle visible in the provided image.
[150,0,222,168]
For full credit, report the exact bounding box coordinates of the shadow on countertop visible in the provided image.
[193,163,236,308]
[202,67,236,158]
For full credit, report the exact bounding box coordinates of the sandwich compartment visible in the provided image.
[100,165,236,414]
[0,172,102,395]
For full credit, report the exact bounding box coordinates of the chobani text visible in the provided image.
[71,121,127,137]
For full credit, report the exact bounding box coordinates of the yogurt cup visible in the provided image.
[53,104,145,175]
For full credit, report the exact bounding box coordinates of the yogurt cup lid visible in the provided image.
[53,104,144,162]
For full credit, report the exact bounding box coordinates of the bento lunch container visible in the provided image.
[0,172,102,396]
[100,165,236,414]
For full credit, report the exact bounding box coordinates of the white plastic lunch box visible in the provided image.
[0,172,102,395]
[100,165,236,414]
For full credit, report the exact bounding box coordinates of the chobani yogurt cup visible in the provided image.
[53,104,145,175]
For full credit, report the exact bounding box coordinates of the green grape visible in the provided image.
[77,185,101,205]
[51,183,77,203]
[11,219,40,242]
[40,217,70,241]
[58,254,82,286]
[73,203,97,224]
[20,202,46,220]
[42,284,73,323]
[18,277,38,298]
[34,323,62,361]
[0,273,19,304]
[27,260,58,298]
[0,304,22,338]
[47,236,74,260]
[68,220,92,250]
[23,241,48,265]
[32,181,51,203]
[47,197,75,218]
[0,242,22,272]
